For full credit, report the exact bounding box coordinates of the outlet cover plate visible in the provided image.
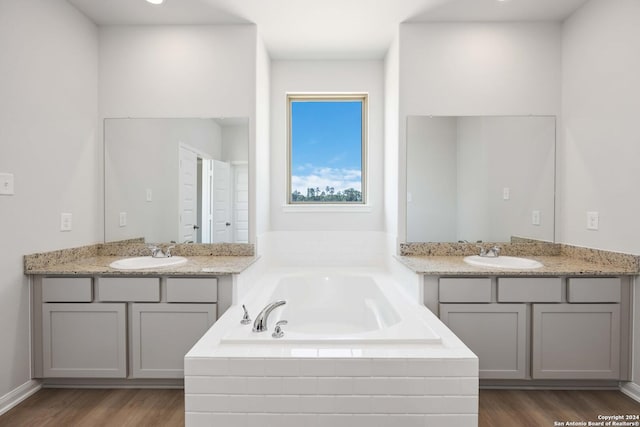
[0,173,14,195]
[587,211,599,230]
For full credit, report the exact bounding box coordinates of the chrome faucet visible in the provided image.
[148,245,175,258]
[253,300,286,332]
[477,245,501,258]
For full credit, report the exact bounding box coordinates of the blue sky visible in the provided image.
[290,100,363,194]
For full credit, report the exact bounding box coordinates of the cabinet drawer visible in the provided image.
[439,278,491,303]
[567,278,621,303]
[97,277,160,302]
[42,278,92,302]
[167,278,217,303]
[498,278,562,302]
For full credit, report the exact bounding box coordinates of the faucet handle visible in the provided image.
[476,245,487,256]
[491,245,501,257]
[240,305,252,325]
[165,245,176,257]
[272,320,288,339]
[148,245,164,258]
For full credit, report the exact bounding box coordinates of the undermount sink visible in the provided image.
[463,255,543,270]
[109,256,188,270]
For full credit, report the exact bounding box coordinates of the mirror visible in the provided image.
[105,118,249,244]
[406,115,555,243]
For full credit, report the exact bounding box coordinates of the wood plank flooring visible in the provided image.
[0,388,638,426]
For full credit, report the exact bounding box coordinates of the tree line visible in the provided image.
[291,186,362,202]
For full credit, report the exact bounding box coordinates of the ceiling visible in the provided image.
[67,0,590,59]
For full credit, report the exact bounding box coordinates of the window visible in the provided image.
[287,94,367,204]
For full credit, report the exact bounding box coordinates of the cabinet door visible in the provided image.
[131,303,216,378]
[42,303,127,378]
[532,304,620,379]
[440,304,527,379]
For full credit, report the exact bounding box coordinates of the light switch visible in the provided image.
[532,210,541,226]
[503,187,510,200]
[587,211,599,230]
[60,213,72,231]
[146,188,153,202]
[0,173,14,195]
[119,212,127,227]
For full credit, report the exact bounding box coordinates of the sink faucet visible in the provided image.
[148,245,175,258]
[477,245,501,258]
[253,300,286,332]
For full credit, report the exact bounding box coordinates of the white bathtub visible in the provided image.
[221,273,441,345]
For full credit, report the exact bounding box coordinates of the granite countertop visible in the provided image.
[24,242,258,276]
[395,255,638,276]
[25,255,257,276]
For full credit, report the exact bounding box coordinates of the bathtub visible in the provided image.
[185,267,478,427]
[220,273,441,345]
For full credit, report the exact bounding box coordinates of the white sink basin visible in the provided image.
[463,255,543,270]
[109,256,188,270]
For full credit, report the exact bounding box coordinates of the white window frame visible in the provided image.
[286,93,368,206]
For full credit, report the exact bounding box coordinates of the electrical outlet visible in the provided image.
[60,213,72,231]
[587,211,599,230]
[0,173,14,195]
[119,212,127,227]
[532,210,541,226]
[503,187,510,200]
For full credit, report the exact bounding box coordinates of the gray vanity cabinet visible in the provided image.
[130,303,216,378]
[42,303,127,378]
[440,303,527,379]
[36,276,219,381]
[435,276,628,382]
[532,304,620,379]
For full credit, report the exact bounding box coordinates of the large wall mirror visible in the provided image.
[105,118,249,244]
[406,115,555,243]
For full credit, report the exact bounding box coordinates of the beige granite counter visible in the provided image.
[24,241,257,276]
[25,255,257,276]
[395,255,638,276]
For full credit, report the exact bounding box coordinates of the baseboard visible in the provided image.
[620,382,640,403]
[0,379,42,416]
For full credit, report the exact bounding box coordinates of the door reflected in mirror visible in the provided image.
[406,115,555,243]
[105,118,249,244]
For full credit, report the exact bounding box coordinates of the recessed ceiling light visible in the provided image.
[146,0,164,5]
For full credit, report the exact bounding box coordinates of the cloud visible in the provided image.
[292,166,361,194]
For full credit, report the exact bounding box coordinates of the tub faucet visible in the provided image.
[253,300,286,332]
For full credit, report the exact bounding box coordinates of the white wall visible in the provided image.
[559,0,640,393]
[99,25,258,242]
[398,22,562,241]
[0,0,99,399]
[384,34,400,244]
[255,36,271,239]
[221,124,249,163]
[559,0,640,255]
[269,60,385,231]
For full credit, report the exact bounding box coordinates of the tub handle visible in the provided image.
[272,320,288,339]
[240,305,252,325]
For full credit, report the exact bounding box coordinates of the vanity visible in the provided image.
[396,248,638,387]
[25,244,256,386]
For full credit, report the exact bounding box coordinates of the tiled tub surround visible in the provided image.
[185,268,478,427]
[24,242,257,276]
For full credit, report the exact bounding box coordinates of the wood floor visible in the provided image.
[0,388,638,426]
